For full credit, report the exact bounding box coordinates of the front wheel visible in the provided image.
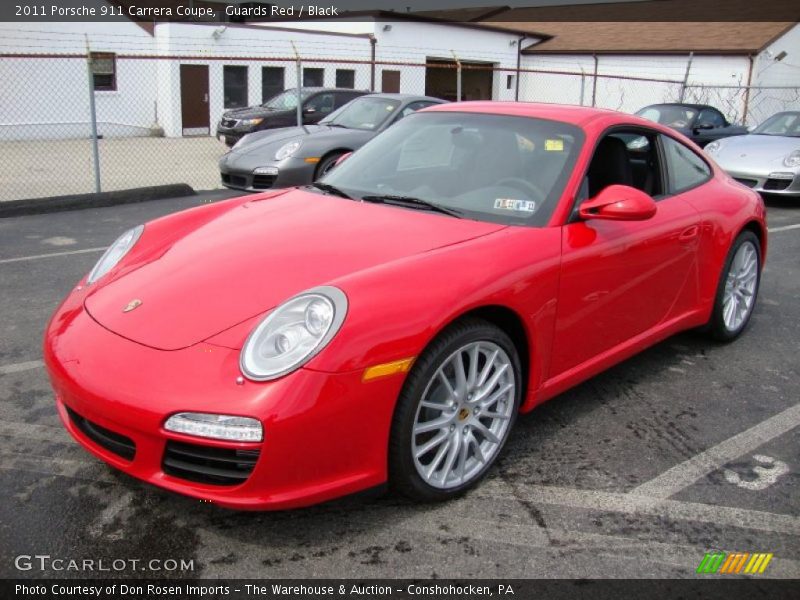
[389,319,522,502]
[314,152,344,180]
[707,230,761,342]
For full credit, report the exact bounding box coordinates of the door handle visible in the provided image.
[679,225,699,242]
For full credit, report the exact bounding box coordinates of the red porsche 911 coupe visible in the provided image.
[44,102,766,510]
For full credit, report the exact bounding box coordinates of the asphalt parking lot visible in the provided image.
[0,191,798,580]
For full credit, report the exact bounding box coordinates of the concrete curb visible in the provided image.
[0,184,196,218]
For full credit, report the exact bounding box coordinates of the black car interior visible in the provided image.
[579,131,663,204]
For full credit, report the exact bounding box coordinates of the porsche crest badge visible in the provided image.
[123,299,143,313]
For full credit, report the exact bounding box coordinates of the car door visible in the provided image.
[303,93,335,124]
[693,107,727,146]
[550,130,703,377]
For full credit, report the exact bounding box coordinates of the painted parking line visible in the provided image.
[0,359,44,375]
[0,246,104,265]
[767,223,800,233]
[476,481,800,536]
[633,402,800,499]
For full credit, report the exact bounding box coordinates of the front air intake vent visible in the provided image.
[66,406,136,461]
[162,440,259,486]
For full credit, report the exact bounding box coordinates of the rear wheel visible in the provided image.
[708,231,761,342]
[389,319,522,502]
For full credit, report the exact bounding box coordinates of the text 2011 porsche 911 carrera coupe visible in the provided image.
[44,102,766,509]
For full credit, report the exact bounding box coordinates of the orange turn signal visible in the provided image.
[362,358,415,382]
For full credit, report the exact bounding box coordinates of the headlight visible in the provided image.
[240,286,347,381]
[239,118,263,128]
[783,149,800,168]
[164,412,262,442]
[86,225,143,284]
[275,140,301,161]
[705,140,721,154]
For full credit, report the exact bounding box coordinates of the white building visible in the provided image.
[0,5,796,140]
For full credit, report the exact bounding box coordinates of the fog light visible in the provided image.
[164,413,263,442]
[253,166,278,176]
[768,171,795,180]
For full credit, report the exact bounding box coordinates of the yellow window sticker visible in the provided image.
[494,198,536,213]
[545,139,564,151]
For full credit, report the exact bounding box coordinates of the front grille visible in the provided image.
[764,178,792,191]
[252,174,276,190]
[163,440,260,486]
[733,177,758,188]
[66,406,136,461]
[221,118,237,128]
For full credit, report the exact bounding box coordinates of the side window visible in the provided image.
[398,101,436,120]
[661,136,712,193]
[697,108,725,128]
[306,93,335,114]
[581,131,662,201]
[333,92,357,109]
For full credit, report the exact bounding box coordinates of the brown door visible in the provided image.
[180,64,209,135]
[381,70,401,93]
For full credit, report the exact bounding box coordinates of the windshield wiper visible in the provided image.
[310,181,351,199]
[361,194,463,218]
[323,122,349,128]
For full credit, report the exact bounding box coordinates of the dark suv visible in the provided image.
[217,88,367,146]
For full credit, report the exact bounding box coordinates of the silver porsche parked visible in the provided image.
[705,111,800,197]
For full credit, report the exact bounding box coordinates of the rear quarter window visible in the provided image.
[662,136,712,194]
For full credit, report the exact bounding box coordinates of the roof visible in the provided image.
[515,21,795,55]
[362,93,446,102]
[419,2,796,55]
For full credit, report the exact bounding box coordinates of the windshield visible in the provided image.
[753,112,800,137]
[262,89,311,110]
[320,97,401,131]
[637,105,698,128]
[320,112,584,226]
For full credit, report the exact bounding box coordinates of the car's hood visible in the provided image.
[84,189,505,351]
[231,125,371,157]
[713,134,800,171]
[222,106,288,120]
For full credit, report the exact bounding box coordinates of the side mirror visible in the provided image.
[334,152,352,167]
[695,121,714,130]
[578,185,657,222]
[302,107,316,116]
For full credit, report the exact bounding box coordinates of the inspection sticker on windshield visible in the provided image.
[494,198,536,213]
[545,139,564,151]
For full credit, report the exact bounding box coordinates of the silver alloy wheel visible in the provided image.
[412,341,516,489]
[723,240,758,332]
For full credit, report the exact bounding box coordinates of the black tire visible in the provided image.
[707,230,761,342]
[389,318,522,502]
[314,152,345,180]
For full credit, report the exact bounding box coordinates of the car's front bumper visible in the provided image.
[43,290,401,510]
[726,169,800,197]
[219,159,315,192]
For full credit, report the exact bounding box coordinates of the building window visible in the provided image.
[335,69,355,89]
[506,74,515,90]
[262,66,285,103]
[223,65,248,108]
[303,67,324,87]
[90,52,116,91]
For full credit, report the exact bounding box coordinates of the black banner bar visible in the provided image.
[3,579,800,600]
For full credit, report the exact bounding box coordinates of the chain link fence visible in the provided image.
[1,37,798,203]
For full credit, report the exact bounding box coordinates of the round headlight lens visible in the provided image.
[783,149,800,168]
[86,224,143,284]
[240,286,347,381]
[275,140,301,161]
[704,140,721,155]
